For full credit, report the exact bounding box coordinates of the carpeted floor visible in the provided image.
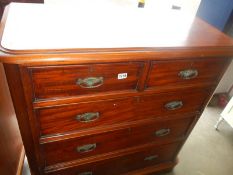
[165,107,233,175]
[23,107,233,175]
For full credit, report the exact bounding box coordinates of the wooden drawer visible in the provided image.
[137,89,210,118]
[38,89,208,137]
[146,58,228,89]
[38,98,137,137]
[42,117,194,165]
[30,62,143,100]
[45,142,180,175]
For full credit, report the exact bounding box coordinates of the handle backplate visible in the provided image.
[79,172,93,175]
[144,155,159,161]
[77,77,104,88]
[76,112,99,123]
[178,69,198,80]
[165,101,183,110]
[155,128,170,137]
[77,143,96,153]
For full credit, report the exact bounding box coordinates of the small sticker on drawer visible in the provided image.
[118,73,127,79]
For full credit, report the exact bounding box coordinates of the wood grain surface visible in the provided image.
[0,63,23,175]
[1,4,233,174]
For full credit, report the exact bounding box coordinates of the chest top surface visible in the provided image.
[0,2,233,64]
[1,3,233,50]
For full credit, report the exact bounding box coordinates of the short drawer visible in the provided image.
[146,58,228,89]
[137,89,210,118]
[38,98,137,136]
[30,62,143,100]
[43,117,194,165]
[45,142,180,175]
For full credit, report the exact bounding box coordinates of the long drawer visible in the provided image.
[136,89,210,118]
[146,58,228,89]
[30,62,143,100]
[38,89,208,137]
[42,116,194,165]
[45,142,181,175]
[38,98,136,136]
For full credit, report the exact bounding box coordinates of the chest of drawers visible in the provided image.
[1,3,233,175]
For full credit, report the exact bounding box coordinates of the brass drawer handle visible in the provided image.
[178,69,198,79]
[77,143,96,153]
[76,112,99,123]
[165,101,183,110]
[78,172,93,175]
[155,128,170,137]
[144,155,158,161]
[76,77,104,88]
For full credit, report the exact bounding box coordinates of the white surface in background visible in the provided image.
[215,60,233,94]
[1,1,201,50]
[44,0,202,14]
[221,97,233,128]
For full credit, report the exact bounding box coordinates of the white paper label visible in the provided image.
[118,73,127,79]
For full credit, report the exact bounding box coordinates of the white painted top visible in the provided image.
[1,2,198,51]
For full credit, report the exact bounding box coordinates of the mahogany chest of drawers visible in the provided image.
[1,3,233,175]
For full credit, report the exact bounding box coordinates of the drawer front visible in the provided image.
[45,142,180,175]
[43,117,194,165]
[38,98,137,136]
[30,62,143,100]
[38,89,207,137]
[137,89,210,118]
[146,58,228,89]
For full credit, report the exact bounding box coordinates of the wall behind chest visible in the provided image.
[0,0,44,19]
[197,0,233,31]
